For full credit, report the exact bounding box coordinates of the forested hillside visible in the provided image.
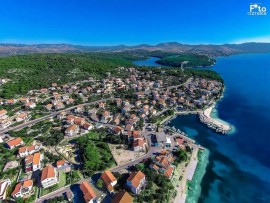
[156,54,215,67]
[0,53,139,98]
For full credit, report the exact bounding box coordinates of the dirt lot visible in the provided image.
[108,144,145,165]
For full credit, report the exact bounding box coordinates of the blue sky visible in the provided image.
[0,0,269,45]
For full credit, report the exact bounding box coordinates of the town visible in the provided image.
[0,66,224,203]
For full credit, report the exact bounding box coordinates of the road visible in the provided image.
[35,185,72,203]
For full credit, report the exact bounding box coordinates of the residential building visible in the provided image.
[25,152,42,172]
[41,166,58,188]
[80,181,96,203]
[16,112,29,122]
[11,180,33,198]
[126,171,146,194]
[112,191,133,203]
[111,126,123,135]
[101,170,117,194]
[6,137,24,149]
[18,145,41,158]
[65,124,79,136]
[25,102,36,109]
[56,160,71,173]
[0,179,11,200]
[83,122,94,131]
[0,110,7,118]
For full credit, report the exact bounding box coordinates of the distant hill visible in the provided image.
[0,42,270,57]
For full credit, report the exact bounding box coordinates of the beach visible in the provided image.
[186,149,209,203]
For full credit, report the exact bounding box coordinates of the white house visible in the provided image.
[18,145,41,158]
[6,137,24,149]
[126,171,146,194]
[41,166,58,188]
[11,180,33,198]
[80,181,96,203]
[0,179,11,200]
[65,124,79,137]
[101,170,117,193]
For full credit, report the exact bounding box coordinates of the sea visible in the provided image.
[134,54,270,203]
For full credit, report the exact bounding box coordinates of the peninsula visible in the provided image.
[0,52,229,203]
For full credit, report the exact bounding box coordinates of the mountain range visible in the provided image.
[0,42,270,57]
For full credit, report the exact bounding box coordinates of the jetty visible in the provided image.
[199,105,231,134]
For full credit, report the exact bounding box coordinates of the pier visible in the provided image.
[199,106,231,134]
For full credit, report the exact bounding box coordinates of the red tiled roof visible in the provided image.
[7,137,23,147]
[112,191,133,203]
[11,182,22,196]
[41,166,55,181]
[22,180,33,188]
[101,170,117,191]
[127,171,145,188]
[56,160,65,167]
[164,166,174,178]
[0,109,7,116]
[33,152,41,165]
[80,181,96,202]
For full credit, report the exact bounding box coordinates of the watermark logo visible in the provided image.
[248,3,267,15]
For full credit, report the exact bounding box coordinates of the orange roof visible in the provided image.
[160,157,169,168]
[0,109,7,116]
[33,152,41,165]
[101,170,117,190]
[80,181,96,202]
[18,113,27,119]
[41,166,55,181]
[7,99,15,103]
[27,145,35,151]
[18,146,27,153]
[67,124,78,131]
[11,182,22,196]
[83,122,92,129]
[112,126,122,134]
[19,145,35,154]
[56,160,66,167]
[22,180,33,188]
[164,166,174,178]
[7,137,23,147]
[112,191,133,203]
[25,155,34,164]
[127,171,145,188]
[74,117,85,125]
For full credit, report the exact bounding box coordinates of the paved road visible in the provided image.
[35,186,72,203]
[0,98,115,135]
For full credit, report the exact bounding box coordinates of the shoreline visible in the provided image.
[185,149,209,203]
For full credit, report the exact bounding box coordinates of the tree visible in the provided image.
[96,178,103,188]
[135,163,145,171]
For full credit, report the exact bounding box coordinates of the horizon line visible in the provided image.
[0,41,270,47]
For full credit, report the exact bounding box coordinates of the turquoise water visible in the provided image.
[134,53,270,203]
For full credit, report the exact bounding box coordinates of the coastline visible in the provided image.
[185,149,209,203]
[200,103,231,132]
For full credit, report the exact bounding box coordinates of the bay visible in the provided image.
[134,53,270,203]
